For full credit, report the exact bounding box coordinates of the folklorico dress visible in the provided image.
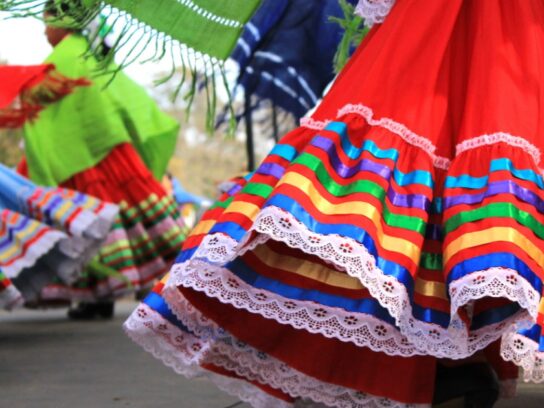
[125,1,544,406]
[17,34,186,301]
[0,164,118,305]
[0,64,116,309]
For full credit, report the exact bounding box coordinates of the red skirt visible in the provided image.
[27,143,186,300]
[126,1,544,406]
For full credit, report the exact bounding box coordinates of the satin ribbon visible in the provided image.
[445,202,544,238]
[276,169,427,233]
[444,180,544,211]
[310,135,434,187]
[445,158,544,190]
[446,252,542,293]
[294,152,431,211]
[264,194,416,288]
[144,291,190,331]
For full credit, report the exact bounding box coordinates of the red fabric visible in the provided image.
[181,286,436,404]
[312,0,544,160]
[59,143,167,205]
[0,65,53,108]
[484,340,519,382]
[17,158,29,178]
[0,64,89,128]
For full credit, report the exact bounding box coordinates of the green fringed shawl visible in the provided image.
[23,34,179,185]
[3,0,262,134]
[2,0,261,61]
[106,0,261,60]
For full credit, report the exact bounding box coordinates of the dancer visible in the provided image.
[125,1,544,406]
[0,63,116,309]
[18,2,185,319]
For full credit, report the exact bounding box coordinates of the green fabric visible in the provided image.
[107,0,261,60]
[444,202,544,238]
[24,34,179,185]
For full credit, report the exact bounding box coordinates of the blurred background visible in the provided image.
[0,12,280,199]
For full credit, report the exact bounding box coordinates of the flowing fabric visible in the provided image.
[231,0,356,119]
[23,34,179,185]
[0,64,88,128]
[106,0,261,60]
[125,1,544,406]
[29,143,187,302]
[0,163,117,304]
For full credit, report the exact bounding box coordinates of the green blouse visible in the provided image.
[24,34,179,185]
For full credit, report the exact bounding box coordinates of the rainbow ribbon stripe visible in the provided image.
[178,120,544,354]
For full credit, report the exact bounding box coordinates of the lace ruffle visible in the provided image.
[169,205,541,360]
[456,133,542,168]
[301,102,544,172]
[124,303,292,408]
[355,0,396,27]
[337,103,438,159]
[164,288,431,408]
[300,117,330,131]
[127,298,429,408]
[501,331,544,383]
[449,268,539,325]
[2,229,65,278]
[169,259,422,356]
[0,285,24,310]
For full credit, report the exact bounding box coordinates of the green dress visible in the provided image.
[24,34,179,185]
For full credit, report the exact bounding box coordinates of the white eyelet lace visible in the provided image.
[123,304,293,408]
[301,102,544,173]
[501,331,544,383]
[355,0,396,27]
[167,205,540,361]
[125,300,429,408]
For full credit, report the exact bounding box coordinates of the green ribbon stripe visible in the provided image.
[444,202,544,238]
[294,153,427,234]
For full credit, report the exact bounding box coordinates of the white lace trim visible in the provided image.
[1,229,66,278]
[456,133,542,167]
[128,297,429,408]
[300,103,544,172]
[192,231,268,264]
[211,370,293,408]
[338,104,437,157]
[501,331,544,383]
[123,304,293,408]
[123,304,209,375]
[299,117,330,131]
[0,285,24,310]
[169,205,541,359]
[163,288,431,408]
[355,0,396,26]
[449,268,539,324]
[212,339,427,408]
[168,260,422,356]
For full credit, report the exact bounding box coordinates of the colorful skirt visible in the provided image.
[126,1,544,406]
[38,143,187,301]
[0,164,117,305]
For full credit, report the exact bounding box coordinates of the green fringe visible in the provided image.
[330,0,369,74]
[1,0,259,135]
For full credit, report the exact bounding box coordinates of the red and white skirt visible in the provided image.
[125,1,544,406]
